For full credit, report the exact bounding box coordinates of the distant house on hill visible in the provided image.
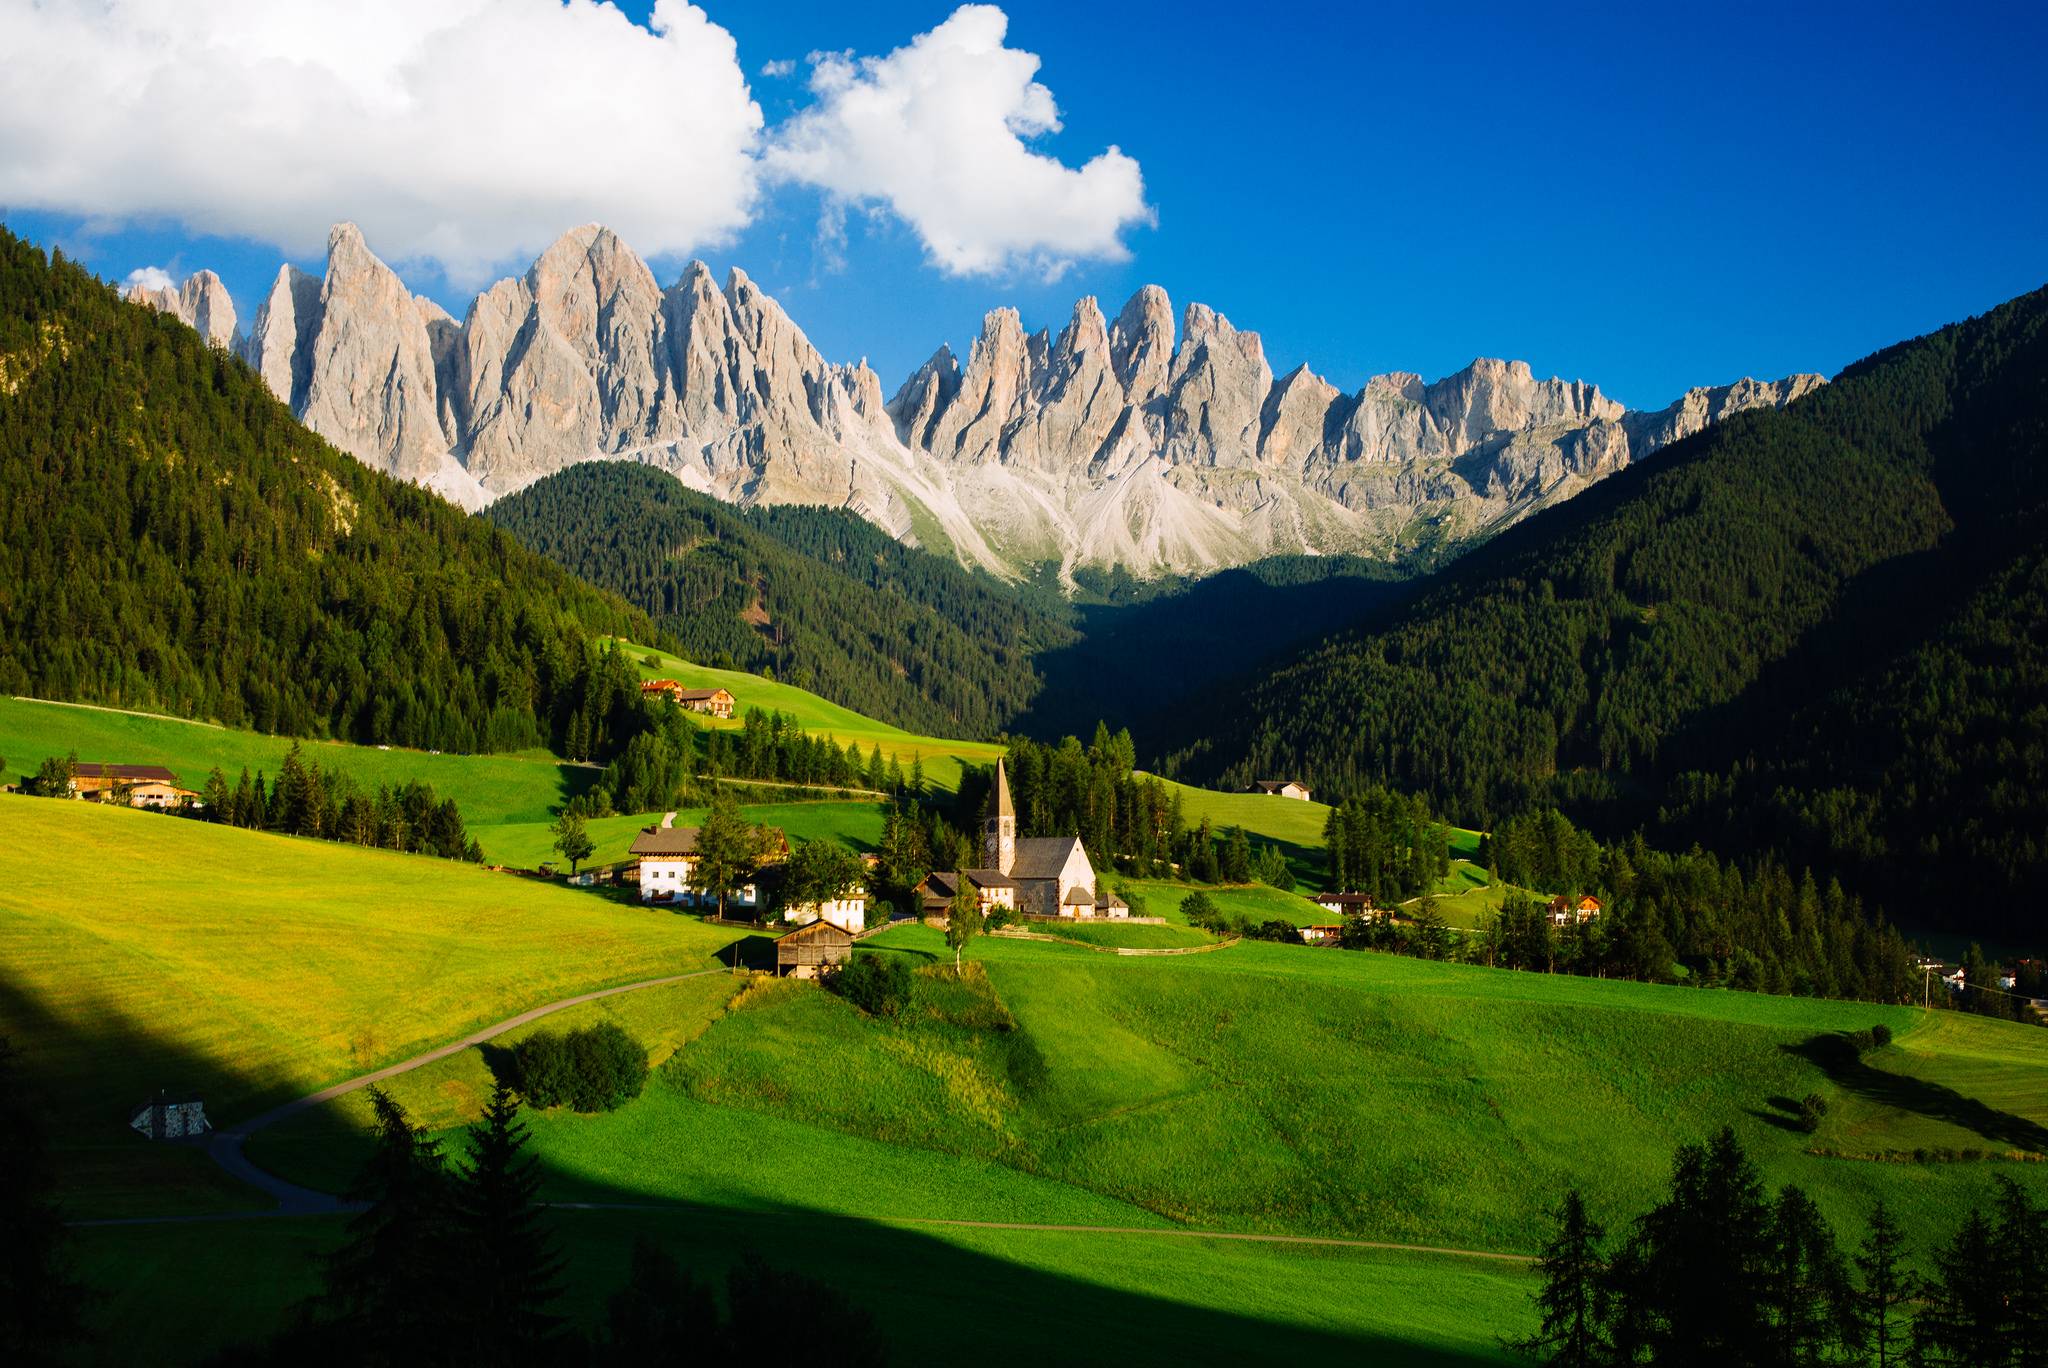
[1314,891,1377,919]
[921,760,1105,920]
[629,813,759,911]
[130,1092,209,1140]
[69,763,201,810]
[1252,779,1313,802]
[1301,925,1343,946]
[1547,894,1603,926]
[640,680,736,719]
[776,919,855,979]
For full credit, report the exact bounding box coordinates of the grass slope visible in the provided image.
[0,797,739,1214]
[617,638,1005,791]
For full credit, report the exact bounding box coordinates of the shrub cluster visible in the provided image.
[830,952,914,1017]
[512,1022,649,1112]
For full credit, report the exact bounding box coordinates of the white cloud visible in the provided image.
[765,4,1151,278]
[122,265,176,294]
[760,58,796,78]
[0,0,765,286]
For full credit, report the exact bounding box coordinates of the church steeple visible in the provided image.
[985,757,1017,875]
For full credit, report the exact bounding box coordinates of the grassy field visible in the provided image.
[0,695,584,827]
[1115,874,1333,928]
[615,638,1005,791]
[0,797,740,1215]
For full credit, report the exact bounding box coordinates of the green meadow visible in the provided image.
[0,798,739,1215]
[614,637,1005,791]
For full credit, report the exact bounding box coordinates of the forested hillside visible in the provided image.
[1169,284,2048,937]
[485,462,1075,737]
[0,228,661,755]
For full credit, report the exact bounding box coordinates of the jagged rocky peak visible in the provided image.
[127,268,238,349]
[138,218,1831,578]
[1109,284,1174,403]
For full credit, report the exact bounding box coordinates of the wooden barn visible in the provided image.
[777,919,855,979]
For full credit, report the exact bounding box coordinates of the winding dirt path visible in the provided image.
[183,968,729,1218]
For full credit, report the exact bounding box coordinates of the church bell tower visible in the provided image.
[985,757,1017,875]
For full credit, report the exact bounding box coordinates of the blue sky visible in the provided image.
[5,0,2045,409]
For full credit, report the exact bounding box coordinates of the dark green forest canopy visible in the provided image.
[485,461,1075,738]
[0,227,661,755]
[1165,283,2048,938]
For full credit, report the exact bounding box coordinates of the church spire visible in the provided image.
[992,756,1015,820]
[985,757,1017,875]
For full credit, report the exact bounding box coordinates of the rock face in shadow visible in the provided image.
[140,224,1825,577]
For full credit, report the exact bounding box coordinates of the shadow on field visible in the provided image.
[1784,1032,2048,1153]
[15,959,1523,1366]
[0,972,285,1220]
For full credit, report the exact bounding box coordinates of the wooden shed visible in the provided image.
[777,918,855,979]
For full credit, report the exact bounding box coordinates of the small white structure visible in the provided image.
[785,887,869,934]
[130,1093,209,1140]
[1253,779,1314,802]
[1301,925,1343,945]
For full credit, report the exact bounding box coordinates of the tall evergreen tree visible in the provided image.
[317,1089,461,1364]
[1762,1185,1856,1367]
[1512,1189,1609,1367]
[452,1084,565,1360]
[1912,1207,2008,1368]
[1995,1179,2047,1368]
[1853,1200,1914,1368]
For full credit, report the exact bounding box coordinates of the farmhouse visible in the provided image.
[1301,924,1344,945]
[776,918,855,979]
[1547,894,1604,926]
[628,813,760,911]
[640,680,737,719]
[923,760,1104,920]
[129,1092,209,1140]
[1314,891,1378,919]
[69,763,201,809]
[1252,779,1314,801]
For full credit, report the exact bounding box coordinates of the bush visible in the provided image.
[1180,891,1222,930]
[831,951,914,1017]
[1243,919,1305,944]
[1870,1022,1892,1048]
[513,1021,648,1112]
[1796,1092,1829,1134]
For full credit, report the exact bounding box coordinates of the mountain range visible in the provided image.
[132,222,1822,579]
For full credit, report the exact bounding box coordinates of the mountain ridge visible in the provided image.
[130,221,1824,579]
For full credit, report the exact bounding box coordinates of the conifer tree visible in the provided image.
[1511,1189,1609,1367]
[1994,1179,2046,1366]
[1912,1206,2007,1368]
[1854,1200,1914,1368]
[453,1083,565,1359]
[319,1090,460,1364]
[1762,1185,1856,1367]
[604,1237,717,1356]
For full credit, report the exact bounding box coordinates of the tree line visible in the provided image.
[1516,1126,2045,1367]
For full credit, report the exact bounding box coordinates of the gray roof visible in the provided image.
[1009,836,1085,881]
[630,826,701,856]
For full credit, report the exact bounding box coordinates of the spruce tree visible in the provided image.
[317,1089,460,1364]
[1912,1206,2007,1368]
[1854,1200,1914,1368]
[1511,1189,1609,1367]
[1763,1185,1856,1367]
[1995,1179,2046,1367]
[453,1083,565,1360]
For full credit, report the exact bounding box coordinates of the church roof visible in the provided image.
[1010,836,1085,881]
[991,757,1015,820]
